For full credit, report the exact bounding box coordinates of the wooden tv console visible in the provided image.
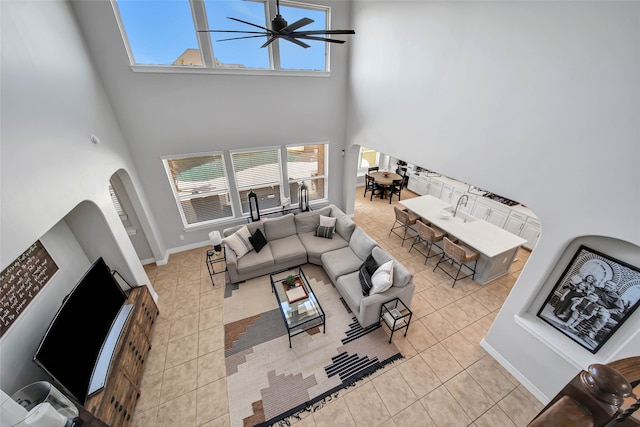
[84,285,158,427]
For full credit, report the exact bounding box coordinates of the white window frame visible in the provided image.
[286,143,328,206]
[111,0,333,76]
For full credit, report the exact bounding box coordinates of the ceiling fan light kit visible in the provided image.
[197,0,355,48]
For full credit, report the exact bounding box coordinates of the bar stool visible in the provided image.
[433,237,479,287]
[389,206,420,246]
[409,220,446,264]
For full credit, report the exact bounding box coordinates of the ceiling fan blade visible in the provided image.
[281,17,314,33]
[261,37,277,48]
[292,29,356,36]
[227,17,271,32]
[280,35,311,48]
[198,30,268,35]
[216,34,269,42]
[293,35,346,44]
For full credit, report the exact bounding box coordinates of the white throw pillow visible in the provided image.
[319,215,337,229]
[370,260,394,295]
[223,225,253,259]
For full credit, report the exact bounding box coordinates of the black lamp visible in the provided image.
[248,189,260,221]
[298,182,309,212]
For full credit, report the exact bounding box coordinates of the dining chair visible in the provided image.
[368,166,379,173]
[363,174,378,198]
[370,181,386,200]
[389,206,420,246]
[433,237,480,287]
[396,166,409,188]
[409,220,446,264]
[388,179,403,204]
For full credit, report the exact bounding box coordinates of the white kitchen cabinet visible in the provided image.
[503,210,540,250]
[471,198,510,228]
[504,211,527,236]
[520,218,541,250]
[427,179,443,198]
[440,183,453,203]
[407,175,419,193]
[416,177,430,195]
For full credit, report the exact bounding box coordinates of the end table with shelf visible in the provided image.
[206,247,227,286]
[379,298,412,343]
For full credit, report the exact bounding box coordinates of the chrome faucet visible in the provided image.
[454,195,469,218]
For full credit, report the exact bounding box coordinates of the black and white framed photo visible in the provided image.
[537,245,640,353]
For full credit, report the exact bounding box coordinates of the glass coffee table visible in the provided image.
[270,266,326,348]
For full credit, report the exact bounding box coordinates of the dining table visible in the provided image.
[369,171,402,199]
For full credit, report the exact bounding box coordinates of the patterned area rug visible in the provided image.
[224,264,402,427]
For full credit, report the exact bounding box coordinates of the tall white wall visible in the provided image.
[0,1,158,393]
[347,0,639,401]
[70,0,353,251]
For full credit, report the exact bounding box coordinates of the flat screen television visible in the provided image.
[33,257,128,404]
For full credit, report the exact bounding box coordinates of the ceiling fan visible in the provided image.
[197,0,355,49]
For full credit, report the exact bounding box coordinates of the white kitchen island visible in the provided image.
[400,195,527,285]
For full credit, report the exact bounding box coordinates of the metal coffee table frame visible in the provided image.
[270,266,326,348]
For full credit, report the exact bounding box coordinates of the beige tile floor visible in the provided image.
[131,187,544,427]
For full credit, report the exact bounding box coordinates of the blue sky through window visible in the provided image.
[115,0,328,71]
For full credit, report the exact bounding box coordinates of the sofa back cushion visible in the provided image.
[372,246,413,288]
[264,213,296,241]
[336,216,357,241]
[223,221,264,238]
[294,206,332,234]
[330,205,347,218]
[349,227,377,261]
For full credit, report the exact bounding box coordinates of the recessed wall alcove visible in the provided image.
[0,199,144,394]
[517,235,640,369]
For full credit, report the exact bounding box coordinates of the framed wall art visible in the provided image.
[537,245,640,353]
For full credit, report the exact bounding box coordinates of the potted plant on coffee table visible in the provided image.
[284,275,297,288]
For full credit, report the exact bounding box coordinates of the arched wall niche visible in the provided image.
[522,235,640,367]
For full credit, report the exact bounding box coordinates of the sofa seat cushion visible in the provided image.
[269,235,307,264]
[336,271,363,315]
[299,232,349,264]
[321,246,366,285]
[236,244,275,275]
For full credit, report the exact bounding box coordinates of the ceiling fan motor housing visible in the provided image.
[272,15,288,32]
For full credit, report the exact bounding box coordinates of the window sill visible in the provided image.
[130,65,331,78]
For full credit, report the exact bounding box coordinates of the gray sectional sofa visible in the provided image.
[222,205,415,328]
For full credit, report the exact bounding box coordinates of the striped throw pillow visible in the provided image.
[224,225,253,258]
[316,225,334,239]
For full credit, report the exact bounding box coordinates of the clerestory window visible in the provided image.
[113,0,331,73]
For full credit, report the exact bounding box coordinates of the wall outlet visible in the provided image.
[179,235,185,241]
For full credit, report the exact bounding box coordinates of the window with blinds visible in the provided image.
[162,154,232,226]
[287,144,327,204]
[231,149,282,214]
